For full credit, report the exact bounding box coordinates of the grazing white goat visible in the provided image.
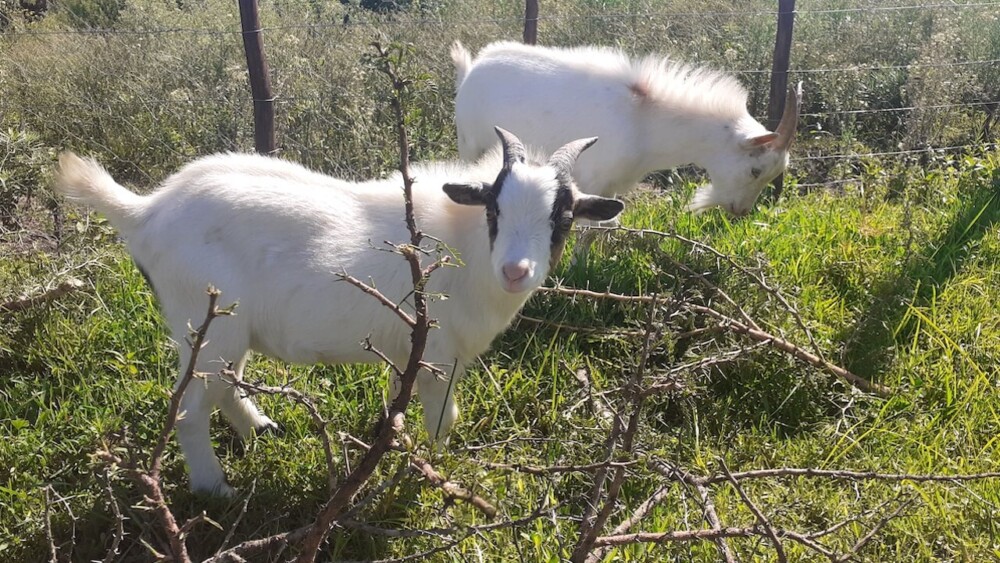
[56,128,624,495]
[452,41,801,218]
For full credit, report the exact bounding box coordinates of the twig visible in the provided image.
[1,278,84,316]
[101,470,125,563]
[592,526,841,553]
[215,481,256,557]
[660,229,823,361]
[343,432,497,519]
[43,486,57,563]
[476,459,638,475]
[179,511,215,538]
[651,458,1000,486]
[835,496,914,563]
[699,466,1000,486]
[293,41,434,563]
[806,496,898,540]
[409,455,498,519]
[574,296,660,563]
[150,287,229,480]
[517,312,646,338]
[97,287,230,563]
[593,527,756,546]
[695,480,738,563]
[720,459,786,562]
[567,363,614,424]
[689,304,892,397]
[336,271,416,327]
[231,378,338,494]
[536,285,657,304]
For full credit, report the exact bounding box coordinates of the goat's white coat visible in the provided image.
[452,41,797,217]
[56,146,618,495]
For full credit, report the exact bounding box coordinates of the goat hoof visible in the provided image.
[191,480,237,498]
[256,420,284,438]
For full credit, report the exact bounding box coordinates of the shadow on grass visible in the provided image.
[838,171,1000,381]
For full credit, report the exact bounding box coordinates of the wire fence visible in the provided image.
[1,0,999,194]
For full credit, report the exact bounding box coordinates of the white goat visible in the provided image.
[452,41,801,218]
[55,128,624,495]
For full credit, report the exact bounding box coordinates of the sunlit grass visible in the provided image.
[3,148,1000,560]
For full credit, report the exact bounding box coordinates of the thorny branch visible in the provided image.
[97,286,231,563]
[690,304,891,396]
[230,377,339,494]
[291,41,444,563]
[537,277,889,397]
[572,295,662,563]
[0,277,84,316]
[340,432,498,519]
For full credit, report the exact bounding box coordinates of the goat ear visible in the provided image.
[741,132,779,150]
[443,182,490,206]
[574,195,624,222]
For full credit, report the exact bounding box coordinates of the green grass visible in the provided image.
[3,148,1000,561]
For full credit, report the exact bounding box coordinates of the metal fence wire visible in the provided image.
[1,0,999,193]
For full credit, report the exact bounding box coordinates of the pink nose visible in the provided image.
[502,261,531,283]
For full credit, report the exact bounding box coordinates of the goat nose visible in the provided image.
[502,261,530,283]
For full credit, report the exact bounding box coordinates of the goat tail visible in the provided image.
[56,152,146,235]
[450,41,472,89]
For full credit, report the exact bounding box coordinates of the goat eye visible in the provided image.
[751,167,762,179]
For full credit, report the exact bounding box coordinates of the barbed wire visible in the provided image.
[2,1,998,183]
[793,143,996,163]
[259,0,1000,17]
[6,0,1000,37]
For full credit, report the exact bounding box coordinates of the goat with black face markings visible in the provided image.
[55,127,623,496]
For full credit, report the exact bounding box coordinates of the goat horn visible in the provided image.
[773,81,802,151]
[548,136,598,176]
[494,126,527,168]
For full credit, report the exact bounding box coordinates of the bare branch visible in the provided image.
[477,459,638,476]
[517,312,646,338]
[231,377,338,494]
[151,286,229,479]
[835,496,914,563]
[593,527,756,546]
[720,458,786,562]
[292,41,436,563]
[700,466,1000,486]
[574,296,661,563]
[214,481,256,557]
[96,287,230,563]
[1,277,84,316]
[651,458,1000,486]
[567,363,614,424]
[409,455,498,519]
[43,486,57,563]
[343,432,497,519]
[101,471,125,563]
[689,304,891,397]
[336,271,416,328]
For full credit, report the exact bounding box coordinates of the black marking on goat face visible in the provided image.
[485,167,508,250]
[548,174,576,270]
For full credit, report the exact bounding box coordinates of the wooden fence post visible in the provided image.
[238,0,276,155]
[766,0,795,201]
[523,0,538,45]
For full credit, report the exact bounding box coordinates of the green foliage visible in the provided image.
[57,0,126,29]
[0,127,53,229]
